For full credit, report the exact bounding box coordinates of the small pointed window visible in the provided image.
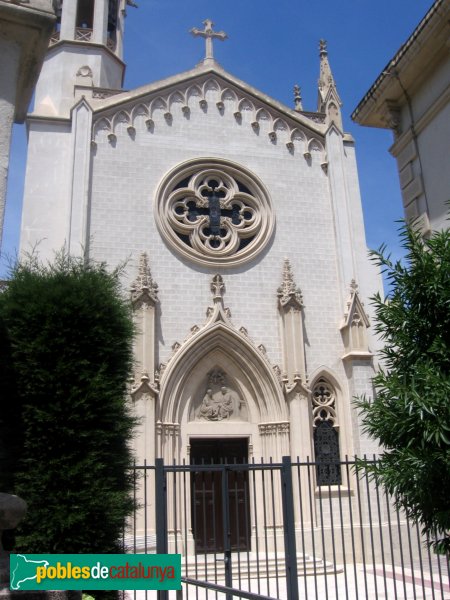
[312,378,341,485]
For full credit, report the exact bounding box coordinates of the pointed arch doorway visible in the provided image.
[190,437,250,553]
[155,274,290,555]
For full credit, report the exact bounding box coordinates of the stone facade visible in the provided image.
[20,5,382,552]
[352,0,450,233]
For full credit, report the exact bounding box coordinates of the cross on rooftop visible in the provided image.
[190,19,228,61]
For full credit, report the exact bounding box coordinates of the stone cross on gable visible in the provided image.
[190,19,228,61]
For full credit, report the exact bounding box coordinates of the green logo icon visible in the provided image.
[10,554,181,590]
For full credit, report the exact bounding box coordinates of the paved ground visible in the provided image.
[125,562,450,600]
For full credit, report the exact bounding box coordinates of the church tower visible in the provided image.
[21,0,136,255]
[33,0,130,118]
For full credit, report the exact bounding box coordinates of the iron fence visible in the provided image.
[123,457,450,600]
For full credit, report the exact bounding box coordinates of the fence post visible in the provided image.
[221,465,233,600]
[155,458,168,600]
[281,456,299,600]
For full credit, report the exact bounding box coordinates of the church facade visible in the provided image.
[20,0,382,552]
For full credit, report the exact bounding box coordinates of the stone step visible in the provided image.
[181,553,340,579]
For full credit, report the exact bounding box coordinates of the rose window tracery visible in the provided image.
[155,159,274,267]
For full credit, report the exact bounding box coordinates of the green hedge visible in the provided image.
[0,254,136,555]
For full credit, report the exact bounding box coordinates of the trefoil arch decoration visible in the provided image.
[154,158,275,267]
[312,377,341,486]
[92,76,327,161]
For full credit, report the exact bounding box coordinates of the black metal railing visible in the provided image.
[123,457,450,600]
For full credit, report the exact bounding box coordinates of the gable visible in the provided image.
[91,66,326,158]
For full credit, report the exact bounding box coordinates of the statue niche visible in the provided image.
[191,369,247,422]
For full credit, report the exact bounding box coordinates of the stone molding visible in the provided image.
[258,422,290,436]
[130,371,159,400]
[156,421,181,437]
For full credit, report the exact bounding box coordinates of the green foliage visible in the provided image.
[356,223,450,555]
[0,253,136,556]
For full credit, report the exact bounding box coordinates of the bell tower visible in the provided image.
[33,0,132,117]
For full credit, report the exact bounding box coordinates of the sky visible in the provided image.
[0,0,435,278]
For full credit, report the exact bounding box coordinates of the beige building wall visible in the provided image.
[352,0,450,233]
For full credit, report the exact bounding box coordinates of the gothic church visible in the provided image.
[20,0,381,550]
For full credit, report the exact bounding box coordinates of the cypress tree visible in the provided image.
[0,253,136,555]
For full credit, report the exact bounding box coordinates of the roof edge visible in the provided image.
[351,0,448,126]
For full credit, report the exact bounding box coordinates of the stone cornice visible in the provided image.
[45,38,126,71]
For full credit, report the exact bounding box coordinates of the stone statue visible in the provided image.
[197,388,216,419]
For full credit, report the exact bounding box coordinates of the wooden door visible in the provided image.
[190,438,250,553]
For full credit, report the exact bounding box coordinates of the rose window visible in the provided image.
[155,159,274,267]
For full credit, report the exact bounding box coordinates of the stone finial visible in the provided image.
[190,19,228,61]
[277,259,303,309]
[210,273,225,299]
[350,278,358,293]
[317,39,343,128]
[206,274,232,323]
[318,38,335,89]
[293,84,303,111]
[130,252,158,305]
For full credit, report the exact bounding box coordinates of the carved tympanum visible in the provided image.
[193,369,246,421]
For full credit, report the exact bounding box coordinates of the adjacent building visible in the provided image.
[352,0,450,233]
[0,0,55,250]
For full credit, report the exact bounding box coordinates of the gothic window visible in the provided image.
[155,158,275,267]
[312,378,341,486]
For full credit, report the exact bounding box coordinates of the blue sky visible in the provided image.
[0,0,434,278]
